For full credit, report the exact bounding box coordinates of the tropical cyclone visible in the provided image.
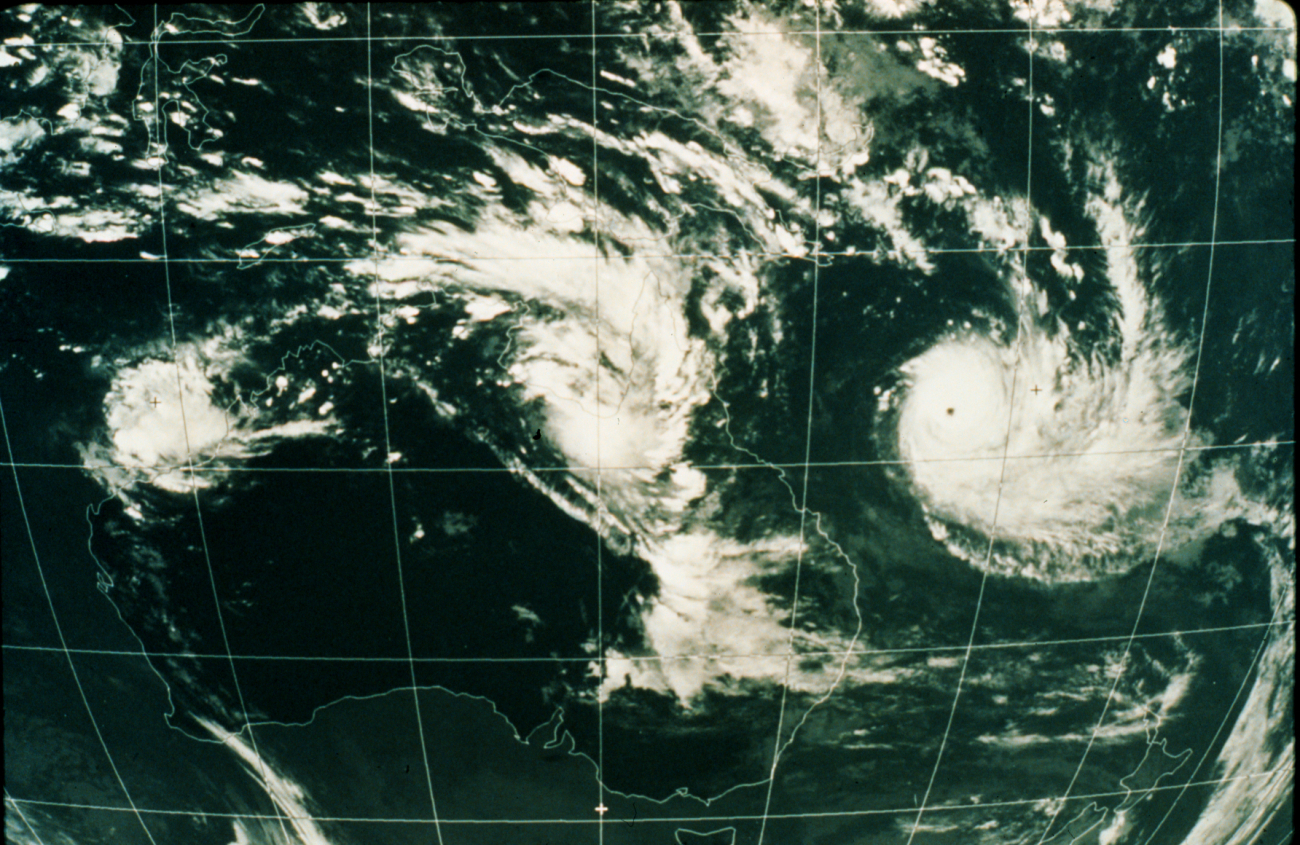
[889,192,1218,578]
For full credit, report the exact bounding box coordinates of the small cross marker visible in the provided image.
[149,396,161,409]
[595,804,608,816]
[1030,385,1042,395]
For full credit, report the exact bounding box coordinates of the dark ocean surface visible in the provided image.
[2,3,1293,844]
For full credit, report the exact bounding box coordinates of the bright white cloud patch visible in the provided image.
[86,336,334,496]
[103,356,231,491]
[887,182,1250,579]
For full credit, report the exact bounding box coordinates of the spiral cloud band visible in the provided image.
[891,197,1204,578]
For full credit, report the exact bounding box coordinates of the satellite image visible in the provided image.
[1,2,1294,844]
